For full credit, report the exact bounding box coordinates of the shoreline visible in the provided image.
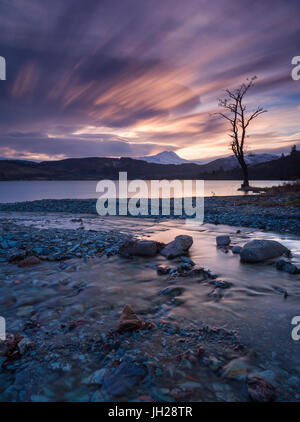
[0,195,299,235]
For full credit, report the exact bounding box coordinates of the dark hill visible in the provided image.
[0,151,299,181]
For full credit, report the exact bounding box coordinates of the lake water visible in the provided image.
[0,180,288,203]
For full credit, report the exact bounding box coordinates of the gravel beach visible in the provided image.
[0,195,299,235]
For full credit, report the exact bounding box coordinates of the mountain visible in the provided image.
[0,152,298,181]
[203,153,279,172]
[137,151,192,165]
[136,150,278,168]
[245,153,279,166]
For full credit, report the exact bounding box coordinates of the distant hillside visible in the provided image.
[203,153,279,172]
[0,151,299,181]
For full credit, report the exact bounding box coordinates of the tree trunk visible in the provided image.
[240,159,249,188]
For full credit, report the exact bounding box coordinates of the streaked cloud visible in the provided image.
[0,0,299,161]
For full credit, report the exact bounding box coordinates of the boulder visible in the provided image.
[240,240,290,263]
[119,240,164,258]
[216,235,231,247]
[118,304,143,333]
[160,235,193,259]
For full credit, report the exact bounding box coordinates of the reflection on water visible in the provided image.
[0,180,289,202]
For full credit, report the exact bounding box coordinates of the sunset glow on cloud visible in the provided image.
[0,0,299,161]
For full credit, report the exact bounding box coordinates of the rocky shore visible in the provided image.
[0,211,300,402]
[0,218,133,264]
[0,195,299,234]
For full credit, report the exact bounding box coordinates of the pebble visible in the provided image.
[222,358,250,381]
[103,361,149,397]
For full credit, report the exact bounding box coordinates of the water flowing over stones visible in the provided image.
[0,213,299,402]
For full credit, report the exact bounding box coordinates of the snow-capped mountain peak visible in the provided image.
[137,151,191,165]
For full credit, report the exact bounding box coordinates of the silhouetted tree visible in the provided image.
[290,144,297,156]
[217,77,267,188]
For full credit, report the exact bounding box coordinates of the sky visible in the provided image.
[0,0,300,162]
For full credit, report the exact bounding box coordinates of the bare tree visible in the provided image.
[217,77,267,189]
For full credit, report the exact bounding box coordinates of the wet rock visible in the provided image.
[232,246,242,254]
[18,256,41,267]
[68,243,80,253]
[216,235,231,247]
[158,286,185,297]
[288,375,299,386]
[197,346,205,357]
[103,361,149,397]
[247,376,276,402]
[206,355,223,371]
[118,305,143,333]
[119,240,164,258]
[253,370,277,387]
[240,240,290,263]
[210,280,232,289]
[275,259,299,274]
[160,235,193,259]
[32,247,44,255]
[17,337,34,355]
[177,262,193,273]
[84,368,106,385]
[157,266,172,275]
[179,256,195,266]
[1,333,24,360]
[222,358,249,381]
